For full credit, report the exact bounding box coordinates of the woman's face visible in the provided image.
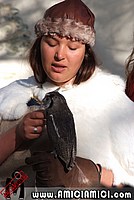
[40,35,85,86]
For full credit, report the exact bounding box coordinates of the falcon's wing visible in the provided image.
[46,102,76,170]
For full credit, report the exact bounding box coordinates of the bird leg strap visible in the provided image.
[25,151,101,188]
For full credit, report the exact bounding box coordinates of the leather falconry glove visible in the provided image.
[25,151,100,188]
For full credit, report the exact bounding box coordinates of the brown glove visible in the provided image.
[25,151,100,188]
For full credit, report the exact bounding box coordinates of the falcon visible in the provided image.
[42,91,77,171]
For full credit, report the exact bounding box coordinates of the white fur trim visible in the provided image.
[35,17,95,46]
[0,76,36,120]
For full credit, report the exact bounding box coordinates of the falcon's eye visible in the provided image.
[42,96,52,108]
[45,96,51,103]
[45,96,50,101]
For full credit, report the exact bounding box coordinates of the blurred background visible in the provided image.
[0,0,134,88]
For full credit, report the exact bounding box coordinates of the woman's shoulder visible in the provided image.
[90,67,125,89]
[0,76,37,120]
[76,67,125,95]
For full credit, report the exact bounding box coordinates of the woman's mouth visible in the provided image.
[51,63,66,73]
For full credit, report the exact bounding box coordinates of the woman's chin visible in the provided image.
[47,73,75,86]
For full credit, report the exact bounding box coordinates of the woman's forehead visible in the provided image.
[43,34,85,45]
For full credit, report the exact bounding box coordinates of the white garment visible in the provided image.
[0,67,134,186]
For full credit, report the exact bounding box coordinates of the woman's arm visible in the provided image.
[0,110,45,165]
[0,126,23,164]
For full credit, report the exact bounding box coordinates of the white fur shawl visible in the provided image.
[0,67,134,186]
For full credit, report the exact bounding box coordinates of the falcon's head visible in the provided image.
[42,91,66,109]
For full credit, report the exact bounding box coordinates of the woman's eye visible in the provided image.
[69,47,77,50]
[48,42,57,47]
[45,38,57,47]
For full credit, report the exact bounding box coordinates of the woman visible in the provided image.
[0,0,133,188]
[125,48,134,101]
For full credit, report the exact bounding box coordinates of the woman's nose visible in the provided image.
[54,46,65,61]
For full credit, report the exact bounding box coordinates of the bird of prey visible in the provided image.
[42,91,77,171]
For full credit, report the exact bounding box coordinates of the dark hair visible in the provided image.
[125,48,134,77]
[125,48,134,99]
[29,36,98,85]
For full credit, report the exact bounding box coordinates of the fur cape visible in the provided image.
[0,67,134,186]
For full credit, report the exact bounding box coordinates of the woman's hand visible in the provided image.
[16,110,45,140]
[98,166,114,187]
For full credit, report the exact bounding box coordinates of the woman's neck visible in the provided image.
[46,77,76,87]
